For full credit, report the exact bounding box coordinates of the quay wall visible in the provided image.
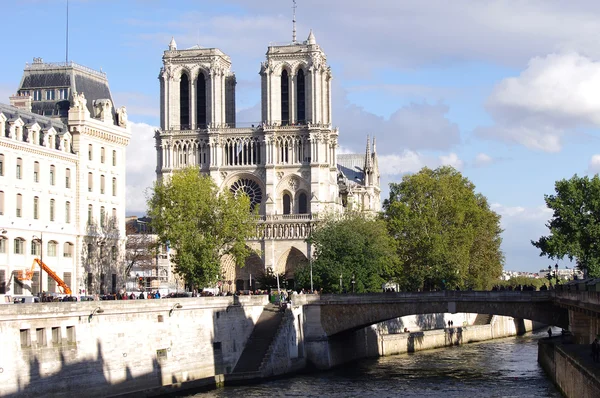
[0,296,269,397]
[538,340,600,398]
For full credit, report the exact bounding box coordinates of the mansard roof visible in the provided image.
[16,59,115,122]
[0,102,66,135]
[337,154,365,185]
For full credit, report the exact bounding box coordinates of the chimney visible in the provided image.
[10,94,32,112]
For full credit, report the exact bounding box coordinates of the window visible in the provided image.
[63,242,74,258]
[100,206,106,226]
[49,199,55,222]
[298,192,308,214]
[88,144,93,161]
[13,272,23,294]
[100,175,105,194]
[66,326,75,343]
[112,150,117,166]
[0,153,4,176]
[14,238,24,254]
[50,165,55,186]
[88,204,93,225]
[0,190,4,215]
[281,69,290,125]
[65,168,71,188]
[283,193,291,215]
[20,329,30,348]
[48,241,57,257]
[33,196,39,219]
[0,237,6,253]
[88,172,93,192]
[179,72,190,128]
[65,201,71,224]
[52,327,61,345]
[58,88,69,100]
[33,161,39,182]
[296,69,306,123]
[111,246,117,261]
[112,177,117,196]
[101,147,105,163]
[0,270,5,294]
[31,240,40,256]
[16,158,22,179]
[20,90,30,97]
[45,90,55,100]
[33,90,42,101]
[16,194,22,217]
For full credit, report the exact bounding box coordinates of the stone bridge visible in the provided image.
[292,290,572,369]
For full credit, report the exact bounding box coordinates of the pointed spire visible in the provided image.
[169,36,177,51]
[372,137,376,154]
[365,135,372,171]
[307,29,316,45]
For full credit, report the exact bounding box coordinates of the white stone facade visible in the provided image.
[155,32,380,288]
[0,61,130,296]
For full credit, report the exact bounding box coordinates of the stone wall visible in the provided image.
[260,305,306,377]
[538,341,600,398]
[0,296,267,397]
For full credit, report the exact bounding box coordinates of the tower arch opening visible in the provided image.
[179,72,190,128]
[296,68,305,124]
[281,69,290,125]
[283,192,292,215]
[196,72,207,128]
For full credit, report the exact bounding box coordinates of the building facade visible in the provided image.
[155,31,380,290]
[0,59,130,297]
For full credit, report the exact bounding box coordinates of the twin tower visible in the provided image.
[156,30,379,219]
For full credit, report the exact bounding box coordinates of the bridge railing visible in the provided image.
[291,290,555,306]
[554,290,600,306]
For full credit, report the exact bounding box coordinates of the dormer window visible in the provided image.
[45,90,55,101]
[33,90,42,101]
[58,88,69,100]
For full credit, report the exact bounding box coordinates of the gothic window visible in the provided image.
[283,193,291,215]
[230,178,262,211]
[298,192,308,214]
[296,69,306,123]
[281,69,289,125]
[180,72,190,128]
[196,73,207,128]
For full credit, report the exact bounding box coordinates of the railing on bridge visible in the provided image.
[291,290,556,305]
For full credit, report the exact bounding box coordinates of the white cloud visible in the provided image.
[378,151,463,176]
[491,203,552,222]
[477,53,600,152]
[588,154,600,174]
[126,122,158,215]
[474,153,493,167]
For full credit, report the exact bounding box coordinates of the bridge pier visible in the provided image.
[569,310,599,344]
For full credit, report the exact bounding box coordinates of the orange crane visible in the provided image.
[17,258,72,295]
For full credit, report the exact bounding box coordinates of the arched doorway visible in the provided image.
[220,251,264,293]
[276,247,309,290]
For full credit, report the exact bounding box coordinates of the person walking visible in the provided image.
[547,328,552,338]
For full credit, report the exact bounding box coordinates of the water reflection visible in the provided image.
[193,328,561,398]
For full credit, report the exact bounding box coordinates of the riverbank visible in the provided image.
[538,337,600,398]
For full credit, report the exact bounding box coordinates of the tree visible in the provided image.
[82,214,123,295]
[295,212,398,293]
[124,221,157,287]
[147,167,257,289]
[532,174,600,278]
[383,166,503,291]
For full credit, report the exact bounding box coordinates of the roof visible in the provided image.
[337,154,365,185]
[0,102,66,135]
[17,60,116,122]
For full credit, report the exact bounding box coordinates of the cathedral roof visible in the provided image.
[337,154,365,185]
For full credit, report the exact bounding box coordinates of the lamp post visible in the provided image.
[351,274,355,293]
[339,273,343,294]
[32,232,43,295]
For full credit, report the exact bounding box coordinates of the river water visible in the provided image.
[194,328,561,398]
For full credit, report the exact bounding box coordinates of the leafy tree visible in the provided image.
[383,166,503,291]
[124,221,157,287]
[295,212,398,293]
[532,174,600,278]
[147,167,257,288]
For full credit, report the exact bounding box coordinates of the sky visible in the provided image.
[2,0,599,274]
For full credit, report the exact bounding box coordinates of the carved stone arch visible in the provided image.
[174,65,192,80]
[220,249,264,292]
[276,173,309,194]
[276,247,309,280]
[292,61,309,75]
[275,62,294,76]
[195,66,210,81]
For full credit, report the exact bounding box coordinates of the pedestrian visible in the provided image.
[592,338,600,363]
[547,327,552,338]
[448,320,451,328]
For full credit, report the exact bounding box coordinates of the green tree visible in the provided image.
[532,174,600,278]
[147,167,257,288]
[383,166,503,291]
[295,212,398,293]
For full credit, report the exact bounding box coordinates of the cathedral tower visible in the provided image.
[260,30,332,126]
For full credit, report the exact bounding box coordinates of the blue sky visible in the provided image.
[3,0,600,274]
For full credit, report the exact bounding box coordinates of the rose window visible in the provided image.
[230,178,262,210]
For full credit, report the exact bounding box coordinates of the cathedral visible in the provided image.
[155,30,380,290]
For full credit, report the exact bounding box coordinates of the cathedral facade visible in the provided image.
[155,31,380,290]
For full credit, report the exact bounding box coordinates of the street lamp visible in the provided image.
[351,274,356,293]
[339,273,343,294]
[32,232,44,295]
